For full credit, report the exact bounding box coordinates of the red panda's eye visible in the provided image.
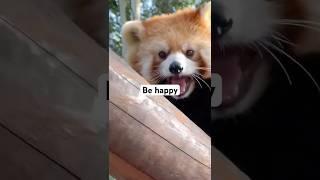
[158,51,167,59]
[186,50,194,57]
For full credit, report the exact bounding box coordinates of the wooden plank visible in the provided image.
[0,13,106,180]
[109,50,211,148]
[109,49,250,180]
[109,151,153,180]
[0,0,107,88]
[109,51,211,179]
[109,103,210,180]
[212,146,251,180]
[0,125,78,180]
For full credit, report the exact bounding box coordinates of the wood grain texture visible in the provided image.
[0,126,78,180]
[0,4,107,179]
[0,0,107,88]
[109,51,211,180]
[109,151,154,180]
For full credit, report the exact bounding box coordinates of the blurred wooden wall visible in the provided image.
[0,0,107,179]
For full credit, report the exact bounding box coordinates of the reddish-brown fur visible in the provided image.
[123,4,211,83]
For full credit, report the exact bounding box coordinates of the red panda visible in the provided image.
[122,2,211,99]
[213,0,320,119]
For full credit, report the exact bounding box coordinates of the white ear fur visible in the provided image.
[198,2,211,24]
[121,20,144,46]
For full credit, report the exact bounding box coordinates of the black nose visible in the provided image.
[169,62,183,74]
[213,11,233,39]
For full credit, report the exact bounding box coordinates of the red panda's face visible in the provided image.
[213,0,309,118]
[122,3,211,99]
[137,38,209,99]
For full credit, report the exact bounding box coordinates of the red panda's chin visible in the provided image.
[166,76,195,99]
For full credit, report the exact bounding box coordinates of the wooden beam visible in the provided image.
[109,50,211,180]
[0,3,106,179]
[109,151,153,180]
[0,0,107,88]
[109,50,251,180]
[0,125,78,180]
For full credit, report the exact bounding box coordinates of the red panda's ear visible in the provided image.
[121,20,144,46]
[197,2,211,25]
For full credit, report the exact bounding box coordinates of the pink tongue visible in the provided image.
[170,77,187,94]
[214,56,242,105]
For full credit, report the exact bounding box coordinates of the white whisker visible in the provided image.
[150,72,165,84]
[275,22,320,33]
[257,41,293,85]
[194,72,205,78]
[249,42,264,59]
[276,19,320,27]
[273,38,284,49]
[192,74,202,88]
[195,67,211,70]
[264,41,320,92]
[193,73,211,90]
[274,31,290,41]
[271,34,296,47]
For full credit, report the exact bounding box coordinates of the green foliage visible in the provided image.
[108,0,210,56]
[108,0,123,55]
[148,0,195,15]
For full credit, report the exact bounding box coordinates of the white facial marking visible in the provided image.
[159,52,197,77]
[139,55,153,81]
[138,40,169,82]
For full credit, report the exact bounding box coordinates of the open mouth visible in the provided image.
[214,45,264,109]
[166,76,194,98]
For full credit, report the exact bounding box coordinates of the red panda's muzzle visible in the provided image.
[167,76,192,97]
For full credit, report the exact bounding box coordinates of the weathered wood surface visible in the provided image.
[0,0,107,87]
[109,50,211,180]
[109,50,251,180]
[0,126,78,180]
[0,1,107,179]
[212,145,251,180]
[109,151,153,180]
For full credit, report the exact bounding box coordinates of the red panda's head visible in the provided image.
[213,0,320,119]
[122,3,211,99]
